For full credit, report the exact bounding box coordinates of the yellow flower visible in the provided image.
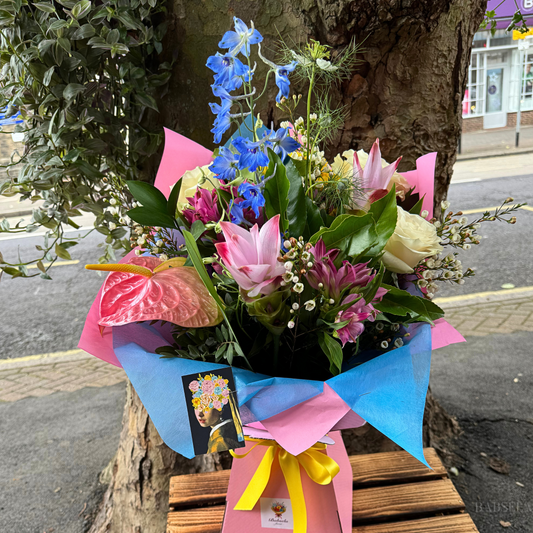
[192,398,201,408]
[204,375,212,381]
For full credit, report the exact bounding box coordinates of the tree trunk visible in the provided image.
[92,1,486,530]
[89,382,231,533]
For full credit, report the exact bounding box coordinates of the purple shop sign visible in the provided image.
[487,0,533,29]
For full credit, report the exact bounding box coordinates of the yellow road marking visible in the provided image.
[461,205,529,215]
[0,349,86,365]
[27,259,79,269]
[434,285,533,304]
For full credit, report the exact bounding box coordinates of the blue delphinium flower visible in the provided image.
[209,147,239,181]
[274,61,298,102]
[209,86,237,143]
[232,137,269,172]
[267,128,301,160]
[211,112,231,144]
[238,182,265,218]
[219,17,263,57]
[207,53,250,91]
[228,200,245,224]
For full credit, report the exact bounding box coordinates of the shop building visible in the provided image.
[462,0,533,131]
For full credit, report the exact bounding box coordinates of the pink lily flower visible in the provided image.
[353,139,402,204]
[215,214,286,298]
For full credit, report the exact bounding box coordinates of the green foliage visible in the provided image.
[310,213,378,260]
[374,284,445,324]
[126,180,176,229]
[0,0,170,279]
[481,6,530,36]
[318,331,343,376]
[364,187,397,258]
[285,160,307,239]
[263,149,290,232]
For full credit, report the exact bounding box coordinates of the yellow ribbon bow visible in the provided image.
[230,438,340,533]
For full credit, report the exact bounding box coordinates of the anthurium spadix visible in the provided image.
[85,257,223,328]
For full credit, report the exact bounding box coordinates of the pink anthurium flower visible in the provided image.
[215,214,286,298]
[353,139,402,204]
[85,256,222,328]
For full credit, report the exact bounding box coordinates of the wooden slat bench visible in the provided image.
[167,447,479,533]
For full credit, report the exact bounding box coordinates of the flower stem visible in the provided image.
[246,55,257,141]
[305,67,316,196]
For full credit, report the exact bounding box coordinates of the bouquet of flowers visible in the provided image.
[79,17,521,533]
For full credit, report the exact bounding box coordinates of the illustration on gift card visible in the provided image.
[182,368,245,455]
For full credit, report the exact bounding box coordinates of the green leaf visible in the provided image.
[43,66,54,86]
[286,160,307,238]
[183,230,225,310]
[71,0,91,19]
[375,284,444,323]
[263,149,289,232]
[126,207,176,229]
[361,262,385,304]
[310,213,378,259]
[135,93,159,112]
[127,180,168,212]
[34,2,56,13]
[2,267,22,277]
[190,220,206,240]
[409,195,425,215]
[167,179,182,218]
[318,332,344,376]
[55,243,72,260]
[364,186,397,257]
[72,23,95,40]
[63,83,85,101]
[57,37,71,54]
[48,19,68,32]
[305,196,323,236]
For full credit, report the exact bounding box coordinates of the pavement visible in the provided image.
[457,124,533,160]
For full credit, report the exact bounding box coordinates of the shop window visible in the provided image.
[489,29,513,48]
[463,52,485,117]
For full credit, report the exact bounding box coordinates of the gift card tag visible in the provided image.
[181,367,245,455]
[260,498,294,529]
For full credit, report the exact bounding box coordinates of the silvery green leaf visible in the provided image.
[316,58,338,71]
[291,51,312,67]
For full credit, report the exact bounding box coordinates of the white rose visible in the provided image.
[382,206,443,274]
[171,164,217,212]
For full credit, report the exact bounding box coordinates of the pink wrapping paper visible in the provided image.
[399,152,437,218]
[222,431,352,533]
[260,384,365,456]
[154,128,212,198]
[431,318,466,350]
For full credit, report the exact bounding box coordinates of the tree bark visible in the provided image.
[89,382,231,533]
[92,1,486,531]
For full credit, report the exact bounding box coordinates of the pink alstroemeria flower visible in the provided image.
[336,289,387,347]
[353,139,401,204]
[183,188,220,226]
[215,214,286,298]
[306,239,377,301]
